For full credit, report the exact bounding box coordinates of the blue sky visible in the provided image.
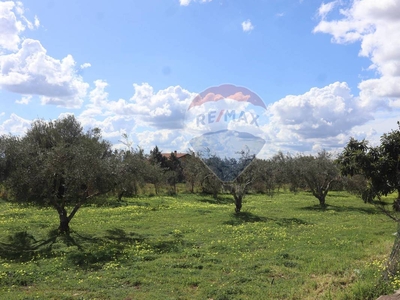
[1,0,399,157]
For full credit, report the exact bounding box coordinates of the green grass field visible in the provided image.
[0,191,398,299]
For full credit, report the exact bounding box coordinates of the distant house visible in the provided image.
[161,150,190,162]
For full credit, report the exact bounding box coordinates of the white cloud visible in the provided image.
[77,114,136,140]
[134,129,189,153]
[179,0,212,6]
[0,113,30,135]
[0,2,88,108]
[317,1,338,19]
[127,84,195,128]
[82,81,195,130]
[15,95,32,104]
[0,1,25,51]
[71,82,196,149]
[314,0,400,108]
[14,1,39,30]
[79,80,385,156]
[242,20,254,32]
[88,79,109,109]
[80,62,91,69]
[34,15,39,28]
[179,0,191,5]
[0,39,89,108]
[269,82,372,139]
[0,1,39,52]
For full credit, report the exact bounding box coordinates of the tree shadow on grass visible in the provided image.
[104,228,145,243]
[58,232,85,251]
[0,227,147,266]
[324,192,351,199]
[299,204,380,214]
[197,196,233,205]
[129,201,151,207]
[0,231,57,261]
[273,217,311,227]
[65,228,149,269]
[151,239,183,254]
[223,211,268,226]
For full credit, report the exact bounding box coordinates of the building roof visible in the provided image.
[161,152,190,159]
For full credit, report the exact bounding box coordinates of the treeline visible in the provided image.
[0,115,341,204]
[1,115,399,231]
[0,116,364,205]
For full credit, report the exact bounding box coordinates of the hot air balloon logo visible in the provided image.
[184,84,266,182]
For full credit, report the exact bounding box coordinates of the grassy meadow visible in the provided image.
[0,190,398,299]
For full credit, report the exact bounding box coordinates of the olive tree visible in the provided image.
[226,157,259,213]
[182,151,203,193]
[1,116,115,233]
[296,151,339,207]
[113,148,146,200]
[337,123,400,278]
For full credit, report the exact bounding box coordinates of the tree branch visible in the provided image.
[375,204,400,222]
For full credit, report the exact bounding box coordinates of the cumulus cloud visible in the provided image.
[0,1,39,52]
[314,0,400,108]
[82,81,195,130]
[0,1,25,51]
[0,113,30,135]
[70,80,201,151]
[85,79,109,113]
[265,82,373,153]
[0,39,89,108]
[127,84,195,128]
[79,80,383,156]
[0,2,88,108]
[242,20,254,32]
[78,114,136,140]
[134,129,189,153]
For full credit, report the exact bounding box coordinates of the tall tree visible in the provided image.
[144,146,164,194]
[165,152,184,194]
[1,116,115,233]
[182,151,203,193]
[113,147,146,200]
[337,122,400,278]
[149,146,166,168]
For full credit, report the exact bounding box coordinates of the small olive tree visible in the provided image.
[296,151,339,207]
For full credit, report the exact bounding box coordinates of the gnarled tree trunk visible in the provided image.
[317,195,326,208]
[234,193,243,213]
[229,181,251,213]
[384,218,400,280]
[55,203,81,234]
[59,213,70,234]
